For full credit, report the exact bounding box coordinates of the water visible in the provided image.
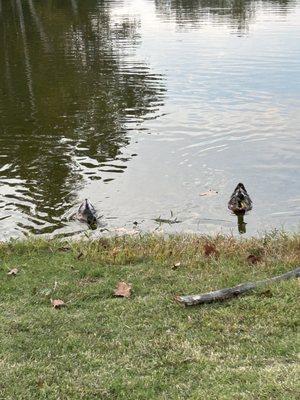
[0,0,299,239]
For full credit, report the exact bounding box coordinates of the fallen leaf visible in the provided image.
[51,299,66,309]
[247,254,262,264]
[98,238,109,249]
[200,189,218,197]
[77,252,84,260]
[114,281,132,298]
[57,246,71,252]
[204,243,219,257]
[172,262,181,270]
[36,378,44,389]
[258,289,273,298]
[7,268,18,276]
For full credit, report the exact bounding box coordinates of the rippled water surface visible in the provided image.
[0,0,299,239]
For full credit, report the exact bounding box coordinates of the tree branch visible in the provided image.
[175,267,300,306]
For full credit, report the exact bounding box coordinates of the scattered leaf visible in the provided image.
[51,299,66,309]
[77,252,84,260]
[57,246,71,252]
[172,262,181,270]
[247,254,262,264]
[200,189,218,197]
[204,243,219,257]
[114,281,132,298]
[36,378,44,389]
[98,238,109,249]
[7,268,18,276]
[258,289,273,298]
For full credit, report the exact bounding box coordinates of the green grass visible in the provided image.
[0,232,299,399]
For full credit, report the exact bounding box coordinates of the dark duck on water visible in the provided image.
[77,199,97,227]
[228,183,252,214]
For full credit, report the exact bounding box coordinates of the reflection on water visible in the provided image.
[155,0,295,32]
[0,0,299,239]
[0,0,165,237]
[237,214,247,234]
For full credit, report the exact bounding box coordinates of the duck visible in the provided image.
[228,183,252,214]
[76,199,97,227]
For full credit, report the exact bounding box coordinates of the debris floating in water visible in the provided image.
[154,210,182,225]
[200,189,218,197]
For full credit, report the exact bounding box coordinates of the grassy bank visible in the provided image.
[0,232,299,399]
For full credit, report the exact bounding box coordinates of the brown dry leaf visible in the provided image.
[247,254,262,264]
[204,243,219,258]
[77,252,84,260]
[7,268,18,276]
[36,378,44,389]
[57,246,71,252]
[172,262,181,270]
[200,189,218,197]
[114,281,132,298]
[98,238,109,249]
[51,299,66,309]
[258,289,273,298]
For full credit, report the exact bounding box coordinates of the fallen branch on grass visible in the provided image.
[175,267,300,306]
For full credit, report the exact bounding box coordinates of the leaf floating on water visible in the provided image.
[114,281,132,298]
[200,189,218,197]
[51,299,66,309]
[7,268,18,276]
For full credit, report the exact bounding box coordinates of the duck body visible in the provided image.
[228,183,252,214]
[77,199,97,226]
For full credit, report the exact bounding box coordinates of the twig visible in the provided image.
[175,267,300,306]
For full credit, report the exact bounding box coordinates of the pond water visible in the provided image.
[0,0,299,239]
